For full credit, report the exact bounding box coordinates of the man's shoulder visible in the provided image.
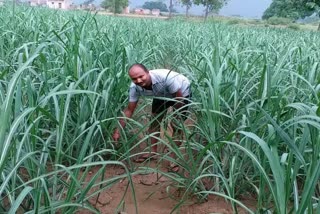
[149,69,178,79]
[130,82,137,88]
[149,69,171,75]
[150,69,170,72]
[129,83,143,92]
[129,82,136,88]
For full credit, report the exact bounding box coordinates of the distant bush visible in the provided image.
[226,19,241,25]
[267,17,293,25]
[249,19,263,25]
[287,23,300,30]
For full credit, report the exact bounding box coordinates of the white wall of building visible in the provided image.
[29,0,47,6]
[47,0,70,9]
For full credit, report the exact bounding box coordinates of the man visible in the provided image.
[112,63,191,168]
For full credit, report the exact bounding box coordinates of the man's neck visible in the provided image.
[144,84,152,90]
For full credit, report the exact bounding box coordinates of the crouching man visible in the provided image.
[112,63,191,171]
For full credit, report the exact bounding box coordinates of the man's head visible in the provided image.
[128,63,152,89]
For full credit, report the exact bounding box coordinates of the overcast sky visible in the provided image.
[129,0,272,18]
[219,0,272,18]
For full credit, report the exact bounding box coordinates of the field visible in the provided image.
[1,4,320,214]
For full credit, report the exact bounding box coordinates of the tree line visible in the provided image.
[100,0,229,18]
[100,0,320,29]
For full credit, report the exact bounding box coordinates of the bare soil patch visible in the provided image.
[76,102,254,213]
[77,162,254,214]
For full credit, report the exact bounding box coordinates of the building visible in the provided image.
[47,0,71,9]
[78,3,95,10]
[29,0,71,9]
[123,6,129,14]
[151,9,160,16]
[134,8,151,15]
[29,0,46,6]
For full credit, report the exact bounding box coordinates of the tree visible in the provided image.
[263,0,320,30]
[193,0,229,19]
[179,0,192,17]
[101,0,128,14]
[263,0,310,19]
[307,1,320,30]
[169,0,173,17]
[83,0,94,5]
[142,1,169,12]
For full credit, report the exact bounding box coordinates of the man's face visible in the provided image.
[129,67,151,88]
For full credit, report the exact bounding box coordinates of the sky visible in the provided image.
[219,0,272,18]
[129,0,272,18]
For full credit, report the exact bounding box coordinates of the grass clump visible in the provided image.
[226,18,241,25]
[267,16,293,25]
[287,23,300,30]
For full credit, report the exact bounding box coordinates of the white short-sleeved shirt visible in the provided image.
[129,69,191,102]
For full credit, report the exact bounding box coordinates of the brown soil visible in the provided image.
[77,103,255,214]
[77,162,254,214]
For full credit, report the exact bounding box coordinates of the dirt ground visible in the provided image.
[76,103,254,214]
[77,161,254,214]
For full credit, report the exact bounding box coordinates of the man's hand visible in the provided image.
[112,102,137,142]
[112,129,120,142]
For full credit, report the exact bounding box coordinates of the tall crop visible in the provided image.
[0,5,319,213]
